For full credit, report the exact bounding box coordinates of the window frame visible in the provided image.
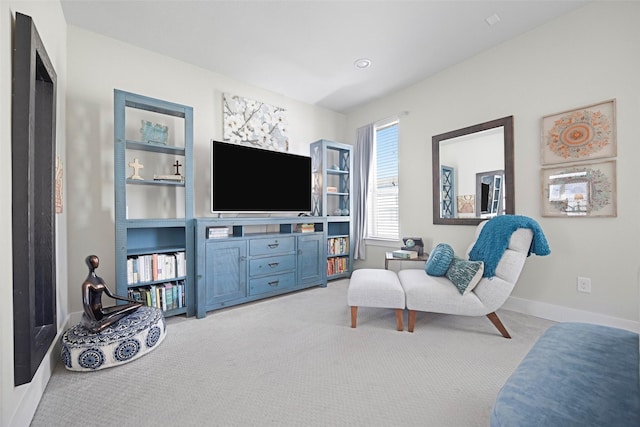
[365,119,400,242]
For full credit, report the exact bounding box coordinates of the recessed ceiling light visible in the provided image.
[354,58,372,69]
[485,13,501,26]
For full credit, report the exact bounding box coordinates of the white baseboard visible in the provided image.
[504,296,640,333]
[68,311,83,326]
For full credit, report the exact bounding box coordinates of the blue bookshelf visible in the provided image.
[310,140,353,279]
[113,90,194,317]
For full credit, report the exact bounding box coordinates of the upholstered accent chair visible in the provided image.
[398,218,541,338]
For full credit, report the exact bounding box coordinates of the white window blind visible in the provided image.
[366,120,399,240]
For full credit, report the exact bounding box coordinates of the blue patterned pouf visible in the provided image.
[61,306,167,372]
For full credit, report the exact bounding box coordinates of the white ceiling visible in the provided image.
[60,0,588,113]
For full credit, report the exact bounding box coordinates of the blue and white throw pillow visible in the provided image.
[425,243,454,276]
[446,256,484,295]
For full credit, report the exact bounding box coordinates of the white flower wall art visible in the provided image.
[223,93,289,151]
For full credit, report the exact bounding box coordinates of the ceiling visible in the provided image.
[60,0,588,113]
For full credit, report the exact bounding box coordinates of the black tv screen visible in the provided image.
[211,140,312,213]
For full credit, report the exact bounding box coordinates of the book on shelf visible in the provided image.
[297,223,316,233]
[391,249,418,259]
[172,282,179,310]
[176,251,186,277]
[149,284,158,308]
[208,226,230,239]
[142,287,152,307]
[164,282,174,310]
[156,284,167,311]
[174,280,183,308]
[153,174,184,182]
[152,253,159,281]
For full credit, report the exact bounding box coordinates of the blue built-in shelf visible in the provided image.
[114,89,194,317]
[125,140,186,155]
[310,140,353,280]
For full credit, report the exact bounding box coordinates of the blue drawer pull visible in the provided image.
[268,262,279,268]
[268,280,279,287]
[268,243,279,248]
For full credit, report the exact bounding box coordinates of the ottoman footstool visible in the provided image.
[347,269,405,331]
[61,306,167,371]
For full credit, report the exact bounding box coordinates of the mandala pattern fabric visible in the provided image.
[61,306,167,372]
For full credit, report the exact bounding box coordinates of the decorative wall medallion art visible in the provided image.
[541,160,616,217]
[541,99,616,165]
[223,93,289,151]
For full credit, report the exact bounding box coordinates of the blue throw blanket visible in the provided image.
[468,215,550,278]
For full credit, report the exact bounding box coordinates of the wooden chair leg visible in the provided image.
[350,306,358,328]
[408,310,416,333]
[395,309,403,331]
[487,312,511,338]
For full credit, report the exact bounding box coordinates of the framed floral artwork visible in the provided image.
[541,99,616,165]
[223,93,289,152]
[541,160,616,217]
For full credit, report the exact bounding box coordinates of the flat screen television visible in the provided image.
[211,140,312,214]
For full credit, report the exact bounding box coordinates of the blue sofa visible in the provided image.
[491,322,639,426]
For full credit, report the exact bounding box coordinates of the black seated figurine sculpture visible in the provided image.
[81,254,142,333]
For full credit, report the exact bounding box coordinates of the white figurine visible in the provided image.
[128,158,144,180]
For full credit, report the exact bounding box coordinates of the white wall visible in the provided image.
[349,1,640,328]
[0,1,68,426]
[65,27,347,315]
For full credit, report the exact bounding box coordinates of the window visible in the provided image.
[366,120,399,240]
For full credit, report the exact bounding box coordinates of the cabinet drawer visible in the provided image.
[249,272,296,295]
[249,236,295,256]
[249,254,295,277]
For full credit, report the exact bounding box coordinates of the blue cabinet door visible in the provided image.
[297,233,324,286]
[204,240,247,306]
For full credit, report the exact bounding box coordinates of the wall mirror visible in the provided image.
[12,12,57,385]
[432,116,514,225]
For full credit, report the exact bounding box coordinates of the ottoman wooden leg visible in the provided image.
[395,309,403,331]
[408,310,416,333]
[350,306,358,328]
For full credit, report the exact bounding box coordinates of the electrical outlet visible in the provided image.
[577,276,591,293]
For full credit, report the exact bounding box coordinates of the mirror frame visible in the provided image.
[432,116,514,225]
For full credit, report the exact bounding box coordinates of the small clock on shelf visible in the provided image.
[402,237,424,256]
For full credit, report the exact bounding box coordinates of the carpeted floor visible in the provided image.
[30,279,555,426]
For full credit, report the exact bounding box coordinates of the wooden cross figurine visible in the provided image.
[128,158,144,180]
[173,160,182,176]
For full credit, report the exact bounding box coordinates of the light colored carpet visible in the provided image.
[31,279,555,426]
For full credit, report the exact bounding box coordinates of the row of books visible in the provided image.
[126,251,186,284]
[207,226,230,239]
[328,237,349,255]
[128,281,185,312]
[327,257,349,276]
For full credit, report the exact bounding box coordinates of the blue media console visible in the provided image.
[194,217,332,318]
